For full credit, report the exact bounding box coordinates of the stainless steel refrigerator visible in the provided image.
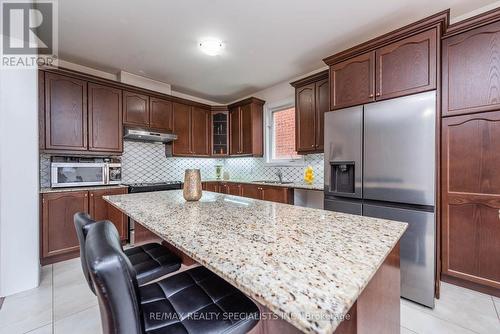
[324,91,436,308]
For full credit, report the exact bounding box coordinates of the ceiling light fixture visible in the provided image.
[199,38,224,56]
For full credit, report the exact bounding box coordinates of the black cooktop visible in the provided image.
[126,181,182,193]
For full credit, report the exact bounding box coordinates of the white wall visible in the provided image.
[234,67,328,105]
[0,67,40,296]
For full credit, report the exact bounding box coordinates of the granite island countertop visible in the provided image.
[104,190,407,334]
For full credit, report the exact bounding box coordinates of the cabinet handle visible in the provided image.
[376,92,381,97]
[311,144,315,147]
[90,194,94,197]
[498,209,500,220]
[369,93,374,98]
[85,194,88,197]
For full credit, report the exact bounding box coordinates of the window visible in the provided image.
[265,101,304,165]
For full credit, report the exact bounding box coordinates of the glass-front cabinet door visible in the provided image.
[212,110,228,156]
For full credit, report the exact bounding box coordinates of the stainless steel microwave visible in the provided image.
[51,162,122,188]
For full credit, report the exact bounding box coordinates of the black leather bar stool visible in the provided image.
[74,212,182,292]
[85,220,260,334]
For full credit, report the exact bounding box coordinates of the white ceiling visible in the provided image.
[58,0,494,103]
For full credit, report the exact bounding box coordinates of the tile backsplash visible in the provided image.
[40,141,324,187]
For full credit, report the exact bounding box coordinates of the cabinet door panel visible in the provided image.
[331,52,375,109]
[446,114,500,195]
[172,103,191,155]
[123,91,149,126]
[240,183,261,200]
[229,107,241,154]
[261,187,290,204]
[376,29,436,100]
[443,20,500,116]
[296,84,316,152]
[191,107,210,156]
[42,191,88,258]
[88,83,123,152]
[203,182,219,192]
[45,73,87,150]
[39,71,45,150]
[89,188,128,240]
[315,78,328,151]
[240,104,253,155]
[445,202,500,285]
[226,183,241,196]
[150,97,173,131]
[442,111,500,289]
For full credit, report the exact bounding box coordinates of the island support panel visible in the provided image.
[135,221,401,334]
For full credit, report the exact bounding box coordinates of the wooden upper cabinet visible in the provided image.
[229,107,241,155]
[89,188,128,241]
[150,97,173,131]
[441,111,500,289]
[39,71,45,150]
[331,52,375,110]
[44,72,87,150]
[315,78,328,151]
[123,91,149,127]
[228,98,264,156]
[240,104,253,155]
[172,102,191,155]
[191,107,210,156]
[443,20,500,116]
[88,83,123,152]
[376,29,437,100]
[296,84,316,152]
[42,190,88,259]
[291,70,328,154]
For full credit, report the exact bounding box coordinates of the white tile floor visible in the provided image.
[0,258,499,334]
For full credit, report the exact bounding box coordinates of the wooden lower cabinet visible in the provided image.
[202,181,219,192]
[240,183,262,200]
[261,186,293,204]
[41,187,128,265]
[441,111,500,294]
[41,190,88,264]
[203,182,293,204]
[219,183,241,196]
[89,188,128,240]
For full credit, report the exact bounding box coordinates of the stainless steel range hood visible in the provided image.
[123,128,177,143]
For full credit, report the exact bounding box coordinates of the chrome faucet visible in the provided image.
[275,169,283,183]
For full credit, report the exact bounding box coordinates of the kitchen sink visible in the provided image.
[253,180,294,185]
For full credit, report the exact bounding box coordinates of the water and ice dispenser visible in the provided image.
[330,162,355,194]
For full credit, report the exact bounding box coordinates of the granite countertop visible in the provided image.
[104,190,407,334]
[203,178,324,191]
[39,185,128,193]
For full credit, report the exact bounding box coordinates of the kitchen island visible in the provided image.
[104,190,407,334]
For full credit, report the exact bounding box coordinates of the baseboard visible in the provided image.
[441,274,500,298]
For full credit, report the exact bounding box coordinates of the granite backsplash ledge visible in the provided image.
[40,141,324,187]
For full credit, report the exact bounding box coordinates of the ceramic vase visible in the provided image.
[183,169,202,201]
